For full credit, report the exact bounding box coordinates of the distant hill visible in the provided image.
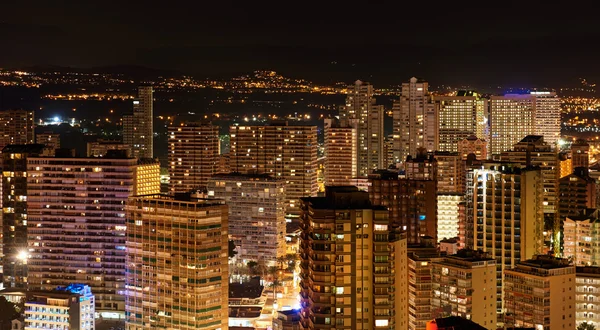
[19,64,181,78]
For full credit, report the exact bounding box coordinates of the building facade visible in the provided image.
[339,80,385,176]
[87,139,132,157]
[572,139,590,169]
[36,132,60,152]
[407,245,442,330]
[0,109,35,151]
[431,250,497,330]
[457,136,487,161]
[393,77,438,164]
[323,118,357,186]
[434,92,487,153]
[229,123,318,219]
[469,162,544,311]
[433,152,465,194]
[26,153,157,314]
[168,123,220,193]
[559,167,596,222]
[123,86,153,158]
[299,186,408,330]
[437,194,463,242]
[125,194,229,330]
[207,173,286,265]
[563,210,600,266]
[25,284,95,330]
[504,255,575,330]
[576,266,600,329]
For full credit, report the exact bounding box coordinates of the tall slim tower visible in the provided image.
[339,80,384,176]
[229,122,318,219]
[434,91,488,153]
[393,77,438,164]
[125,194,229,330]
[532,91,561,146]
[123,86,153,158]
[469,162,544,312]
[26,151,160,315]
[299,186,408,330]
[168,123,220,193]
[323,118,357,186]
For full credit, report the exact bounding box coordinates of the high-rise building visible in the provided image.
[407,243,442,330]
[339,80,385,176]
[393,77,438,164]
[1,144,51,288]
[457,135,487,160]
[273,310,301,330]
[469,162,544,311]
[369,170,438,243]
[559,167,596,222]
[563,209,600,266]
[207,173,286,265]
[572,139,591,169]
[26,152,159,314]
[133,158,161,196]
[575,266,600,328]
[0,109,35,151]
[125,194,229,330]
[229,122,318,219]
[384,134,395,169]
[489,92,561,156]
[433,151,465,194]
[560,152,573,178]
[168,123,220,193]
[25,284,95,330]
[434,91,488,153]
[87,139,132,157]
[299,186,408,330]
[431,250,497,330]
[36,132,60,153]
[437,193,463,242]
[500,136,560,240]
[323,118,357,186]
[123,86,153,158]
[504,255,575,330]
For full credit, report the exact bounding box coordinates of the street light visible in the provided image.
[17,250,28,261]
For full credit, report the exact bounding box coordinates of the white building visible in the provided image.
[437,193,463,242]
[576,266,600,329]
[25,284,95,330]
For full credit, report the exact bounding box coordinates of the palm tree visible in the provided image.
[577,322,596,330]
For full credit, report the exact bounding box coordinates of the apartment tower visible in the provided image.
[434,91,487,153]
[0,109,35,150]
[207,172,286,265]
[299,186,408,330]
[123,85,153,158]
[323,117,357,186]
[229,122,318,219]
[125,194,229,330]
[168,123,220,193]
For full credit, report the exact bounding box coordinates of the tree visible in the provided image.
[578,322,597,330]
[0,296,19,330]
[228,240,238,259]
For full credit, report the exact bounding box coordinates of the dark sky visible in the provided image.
[1,1,599,87]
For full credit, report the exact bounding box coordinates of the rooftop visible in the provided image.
[428,316,486,330]
[210,171,279,181]
[519,255,573,270]
[302,186,385,210]
[2,144,47,154]
[576,266,600,277]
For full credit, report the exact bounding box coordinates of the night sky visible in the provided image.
[2,2,599,87]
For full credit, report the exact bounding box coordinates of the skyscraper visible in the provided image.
[393,77,438,164]
[407,243,442,330]
[168,123,220,193]
[1,144,50,288]
[504,255,575,330]
[0,109,35,150]
[489,92,561,156]
[26,151,160,315]
[572,139,590,169]
[323,117,357,186]
[123,85,153,158]
[559,167,596,222]
[125,194,229,330]
[229,122,317,219]
[434,91,488,153]
[207,172,286,265]
[299,186,408,330]
[339,80,385,176]
[469,162,544,312]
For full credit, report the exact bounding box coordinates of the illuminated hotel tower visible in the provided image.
[339,80,385,177]
[125,194,229,330]
[229,122,317,219]
[393,77,438,164]
[434,91,488,153]
[168,123,220,193]
[123,85,153,158]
